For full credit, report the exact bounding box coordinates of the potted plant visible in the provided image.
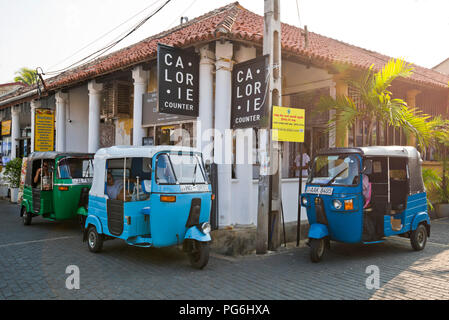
[4,158,22,203]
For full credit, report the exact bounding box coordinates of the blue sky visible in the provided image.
[1,0,448,83]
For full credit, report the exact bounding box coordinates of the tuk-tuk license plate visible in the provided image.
[72,178,93,185]
[180,185,210,192]
[305,186,333,195]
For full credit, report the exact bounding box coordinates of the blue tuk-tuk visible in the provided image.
[301,146,430,262]
[82,146,213,269]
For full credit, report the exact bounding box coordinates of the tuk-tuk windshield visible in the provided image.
[309,154,360,186]
[58,157,94,179]
[156,153,207,185]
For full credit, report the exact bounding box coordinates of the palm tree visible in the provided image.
[13,67,37,85]
[317,58,432,148]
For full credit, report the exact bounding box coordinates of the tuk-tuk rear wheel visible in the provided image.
[22,207,32,226]
[87,226,104,253]
[310,239,325,263]
[188,241,209,270]
[410,224,427,251]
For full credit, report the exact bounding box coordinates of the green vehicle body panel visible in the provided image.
[21,155,92,221]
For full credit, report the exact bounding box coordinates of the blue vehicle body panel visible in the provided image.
[185,226,212,242]
[383,193,429,236]
[304,187,364,243]
[308,223,329,239]
[85,214,103,234]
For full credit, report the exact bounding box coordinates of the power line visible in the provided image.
[46,0,165,72]
[42,0,172,77]
[166,0,199,29]
[295,0,302,28]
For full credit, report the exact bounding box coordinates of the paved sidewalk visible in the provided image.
[0,200,448,300]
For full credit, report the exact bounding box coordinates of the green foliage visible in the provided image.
[422,167,442,210]
[13,67,37,85]
[3,158,23,188]
[317,58,433,147]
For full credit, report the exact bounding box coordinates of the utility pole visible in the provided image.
[256,0,283,254]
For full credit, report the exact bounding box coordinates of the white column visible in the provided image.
[234,45,257,225]
[11,106,20,159]
[132,65,149,147]
[30,100,41,153]
[214,40,233,227]
[88,81,103,154]
[55,92,68,152]
[197,45,215,161]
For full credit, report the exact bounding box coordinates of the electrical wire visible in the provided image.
[165,0,198,30]
[41,0,172,77]
[295,0,302,28]
[46,0,165,72]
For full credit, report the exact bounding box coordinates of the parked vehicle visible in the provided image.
[301,146,430,262]
[20,152,94,225]
[82,146,213,269]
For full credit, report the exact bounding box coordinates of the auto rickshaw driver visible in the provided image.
[34,160,52,190]
[106,172,125,201]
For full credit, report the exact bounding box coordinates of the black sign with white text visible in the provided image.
[231,55,268,129]
[157,44,199,117]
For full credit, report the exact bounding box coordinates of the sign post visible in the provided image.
[271,106,306,246]
[257,0,283,254]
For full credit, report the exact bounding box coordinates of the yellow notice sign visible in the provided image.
[35,109,55,152]
[272,106,305,142]
[1,120,11,136]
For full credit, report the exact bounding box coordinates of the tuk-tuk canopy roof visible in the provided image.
[317,146,422,159]
[28,152,94,160]
[94,145,201,160]
[317,146,425,194]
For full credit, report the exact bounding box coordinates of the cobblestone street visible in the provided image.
[0,200,448,300]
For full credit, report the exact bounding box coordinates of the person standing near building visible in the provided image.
[293,144,310,178]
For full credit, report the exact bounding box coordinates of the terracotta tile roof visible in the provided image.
[3,1,449,105]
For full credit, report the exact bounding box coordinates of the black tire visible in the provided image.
[188,241,210,270]
[310,238,325,263]
[87,226,104,253]
[22,207,32,226]
[410,223,427,251]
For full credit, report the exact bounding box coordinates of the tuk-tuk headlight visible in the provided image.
[332,199,343,210]
[201,222,211,234]
[301,196,308,206]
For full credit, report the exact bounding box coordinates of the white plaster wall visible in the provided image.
[230,178,308,226]
[66,85,89,152]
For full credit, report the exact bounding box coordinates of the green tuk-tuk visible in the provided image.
[20,152,94,226]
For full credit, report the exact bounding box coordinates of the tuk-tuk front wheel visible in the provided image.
[410,224,427,251]
[22,207,32,226]
[87,226,104,253]
[310,238,326,263]
[188,241,210,270]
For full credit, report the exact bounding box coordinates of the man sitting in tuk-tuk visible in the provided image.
[34,160,52,190]
[106,172,125,201]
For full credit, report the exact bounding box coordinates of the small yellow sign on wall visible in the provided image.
[1,120,11,136]
[272,106,305,142]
